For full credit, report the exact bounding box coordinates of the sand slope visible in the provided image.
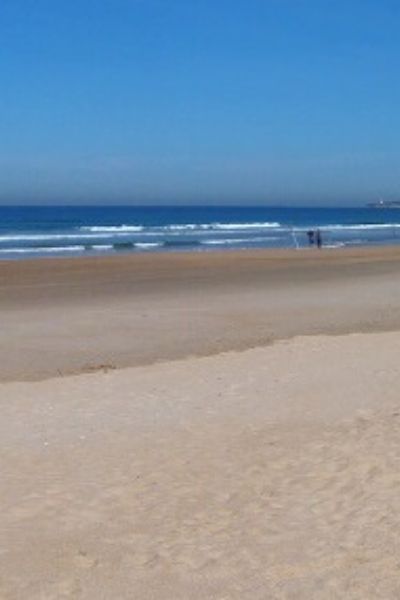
[2,332,400,598]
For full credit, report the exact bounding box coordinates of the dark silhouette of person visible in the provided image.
[316,229,322,249]
[307,230,314,246]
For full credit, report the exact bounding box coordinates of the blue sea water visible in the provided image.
[1,205,400,259]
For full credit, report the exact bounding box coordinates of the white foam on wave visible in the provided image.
[0,232,132,242]
[91,245,114,251]
[162,224,198,231]
[0,244,117,255]
[80,221,400,235]
[166,222,281,231]
[135,242,164,249]
[0,246,86,254]
[80,222,282,234]
[211,222,281,230]
[322,242,347,249]
[202,236,280,246]
[333,223,400,230]
[80,225,144,233]
[295,223,400,232]
[202,238,250,245]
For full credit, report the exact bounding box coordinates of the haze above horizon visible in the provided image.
[1,0,399,206]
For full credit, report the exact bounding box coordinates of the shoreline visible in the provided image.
[3,245,400,382]
[4,242,400,263]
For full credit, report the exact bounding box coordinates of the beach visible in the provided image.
[3,246,400,381]
[3,247,400,598]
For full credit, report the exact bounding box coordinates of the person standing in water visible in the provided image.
[316,229,322,249]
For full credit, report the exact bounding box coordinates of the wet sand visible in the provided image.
[2,246,400,381]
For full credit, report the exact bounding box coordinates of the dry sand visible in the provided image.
[2,249,400,598]
[3,333,400,598]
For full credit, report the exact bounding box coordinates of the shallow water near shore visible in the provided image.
[2,205,400,258]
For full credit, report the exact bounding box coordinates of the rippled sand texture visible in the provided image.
[2,332,400,598]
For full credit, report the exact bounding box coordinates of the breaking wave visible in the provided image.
[80,225,144,233]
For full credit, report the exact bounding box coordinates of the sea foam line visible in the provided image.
[0,246,87,254]
[135,242,164,249]
[0,232,134,242]
[80,225,144,233]
[79,221,282,233]
[164,222,281,231]
[294,223,400,232]
[202,236,280,245]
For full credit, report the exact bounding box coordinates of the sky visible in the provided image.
[0,0,400,205]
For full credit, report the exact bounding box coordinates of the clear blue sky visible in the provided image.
[1,0,399,205]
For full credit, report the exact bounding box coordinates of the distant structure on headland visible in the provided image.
[367,199,400,208]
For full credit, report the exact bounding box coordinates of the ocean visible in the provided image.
[1,205,400,259]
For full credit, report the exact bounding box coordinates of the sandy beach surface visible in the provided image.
[3,248,400,598]
[3,246,400,381]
